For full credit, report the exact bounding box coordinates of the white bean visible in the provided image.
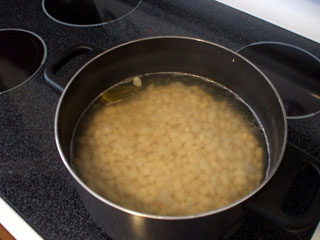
[75,78,266,216]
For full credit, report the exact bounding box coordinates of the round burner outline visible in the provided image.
[42,0,142,27]
[0,28,47,95]
[237,41,320,120]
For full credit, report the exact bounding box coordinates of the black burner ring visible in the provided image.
[42,0,142,27]
[237,42,320,119]
[0,29,47,93]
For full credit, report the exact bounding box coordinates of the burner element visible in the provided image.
[43,0,141,27]
[237,42,320,119]
[0,29,46,93]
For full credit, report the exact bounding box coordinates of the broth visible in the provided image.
[72,72,268,216]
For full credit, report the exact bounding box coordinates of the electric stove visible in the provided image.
[0,0,319,239]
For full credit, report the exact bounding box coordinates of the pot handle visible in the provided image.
[44,44,103,93]
[246,142,320,232]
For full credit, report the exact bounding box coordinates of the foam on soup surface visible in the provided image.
[72,73,267,216]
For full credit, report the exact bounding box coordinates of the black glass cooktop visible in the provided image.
[0,29,46,93]
[43,0,141,26]
[0,0,319,239]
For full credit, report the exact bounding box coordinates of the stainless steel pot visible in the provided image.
[45,37,288,239]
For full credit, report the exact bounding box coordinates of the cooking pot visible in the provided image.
[44,37,319,239]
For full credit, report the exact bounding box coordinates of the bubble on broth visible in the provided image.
[71,72,268,216]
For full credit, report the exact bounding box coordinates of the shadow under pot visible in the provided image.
[44,37,319,240]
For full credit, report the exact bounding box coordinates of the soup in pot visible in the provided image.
[72,73,267,216]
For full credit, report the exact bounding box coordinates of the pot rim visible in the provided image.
[54,36,288,220]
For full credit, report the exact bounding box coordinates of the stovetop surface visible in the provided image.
[0,0,319,239]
